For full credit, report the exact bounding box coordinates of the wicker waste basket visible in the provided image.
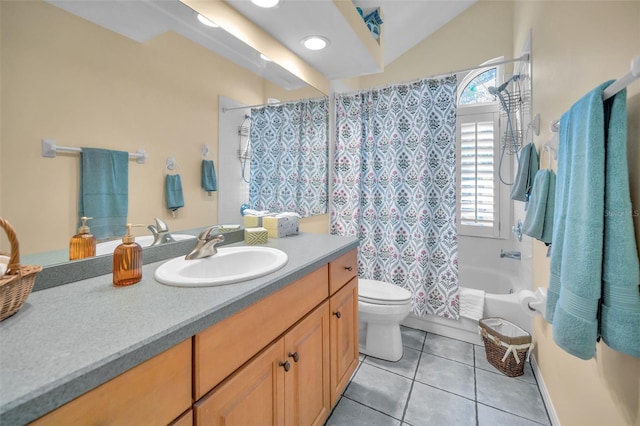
[0,217,42,322]
[478,317,534,377]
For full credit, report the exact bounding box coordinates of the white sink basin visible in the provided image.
[154,246,288,287]
[95,234,195,256]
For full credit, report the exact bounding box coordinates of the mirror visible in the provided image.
[1,0,324,267]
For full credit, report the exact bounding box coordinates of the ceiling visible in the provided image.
[46,0,476,90]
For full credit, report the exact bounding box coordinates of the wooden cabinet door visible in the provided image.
[329,277,359,406]
[284,301,330,426]
[194,339,286,426]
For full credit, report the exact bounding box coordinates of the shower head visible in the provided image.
[488,74,521,95]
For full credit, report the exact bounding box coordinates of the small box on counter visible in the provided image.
[262,214,299,238]
[243,215,262,228]
[244,227,268,245]
[242,210,272,228]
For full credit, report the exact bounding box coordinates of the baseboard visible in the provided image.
[530,354,561,426]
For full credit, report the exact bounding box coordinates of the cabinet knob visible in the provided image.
[288,351,300,362]
[333,311,342,319]
[279,360,291,372]
[345,266,353,271]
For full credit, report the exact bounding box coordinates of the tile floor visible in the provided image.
[325,326,551,426]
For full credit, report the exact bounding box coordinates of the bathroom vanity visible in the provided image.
[0,234,359,426]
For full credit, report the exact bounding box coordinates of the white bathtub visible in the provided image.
[402,266,532,345]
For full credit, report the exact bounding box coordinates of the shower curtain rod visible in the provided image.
[223,96,328,112]
[425,53,530,80]
[337,53,530,96]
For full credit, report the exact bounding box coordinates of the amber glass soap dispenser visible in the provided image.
[69,216,96,260]
[113,224,143,286]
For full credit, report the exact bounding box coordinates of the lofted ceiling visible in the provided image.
[45,0,476,91]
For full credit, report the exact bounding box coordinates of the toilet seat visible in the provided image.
[359,279,412,305]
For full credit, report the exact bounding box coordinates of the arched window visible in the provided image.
[456,59,509,239]
[459,68,497,105]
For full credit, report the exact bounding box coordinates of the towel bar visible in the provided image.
[41,139,147,164]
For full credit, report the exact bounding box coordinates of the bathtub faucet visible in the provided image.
[500,249,521,260]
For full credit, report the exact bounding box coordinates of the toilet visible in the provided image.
[358,279,413,362]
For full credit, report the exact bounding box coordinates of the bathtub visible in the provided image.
[402,266,532,345]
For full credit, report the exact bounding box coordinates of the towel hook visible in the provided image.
[165,157,180,175]
[202,145,209,159]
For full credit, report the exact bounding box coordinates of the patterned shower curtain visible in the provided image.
[249,98,329,217]
[331,77,459,318]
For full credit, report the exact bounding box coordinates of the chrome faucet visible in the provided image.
[500,249,521,260]
[148,217,176,246]
[185,226,225,260]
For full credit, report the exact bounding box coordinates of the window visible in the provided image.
[459,68,497,105]
[456,61,510,238]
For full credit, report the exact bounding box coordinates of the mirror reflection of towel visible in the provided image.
[165,174,184,211]
[79,148,128,240]
[201,160,217,192]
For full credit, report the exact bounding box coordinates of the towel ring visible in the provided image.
[542,144,556,170]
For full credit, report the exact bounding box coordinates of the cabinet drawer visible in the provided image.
[32,339,192,426]
[194,265,329,399]
[328,249,357,295]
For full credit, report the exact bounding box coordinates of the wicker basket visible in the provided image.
[0,217,42,322]
[478,318,533,377]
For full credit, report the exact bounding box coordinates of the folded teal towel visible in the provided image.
[165,174,184,211]
[202,160,217,192]
[546,81,610,360]
[599,88,640,358]
[511,143,539,202]
[79,148,128,240]
[522,169,556,244]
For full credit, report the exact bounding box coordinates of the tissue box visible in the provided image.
[243,215,263,228]
[262,216,299,238]
[244,227,268,245]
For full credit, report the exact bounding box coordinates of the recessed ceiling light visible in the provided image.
[197,13,219,28]
[251,0,280,8]
[260,53,272,62]
[302,36,329,51]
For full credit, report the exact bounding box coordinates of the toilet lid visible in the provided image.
[359,279,412,305]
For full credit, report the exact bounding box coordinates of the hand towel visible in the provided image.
[79,148,128,240]
[459,287,485,322]
[511,143,539,202]
[522,169,556,244]
[599,88,640,358]
[545,81,611,360]
[165,174,184,211]
[201,160,217,192]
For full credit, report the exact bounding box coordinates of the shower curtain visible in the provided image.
[331,77,459,318]
[249,98,328,217]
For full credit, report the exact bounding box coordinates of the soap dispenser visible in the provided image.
[69,216,96,261]
[113,224,143,286]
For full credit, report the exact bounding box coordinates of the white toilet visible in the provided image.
[358,279,413,362]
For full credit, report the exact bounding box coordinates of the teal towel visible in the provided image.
[79,148,128,240]
[165,174,184,211]
[599,88,640,358]
[522,169,556,244]
[511,143,539,202]
[545,81,610,360]
[202,160,217,192]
